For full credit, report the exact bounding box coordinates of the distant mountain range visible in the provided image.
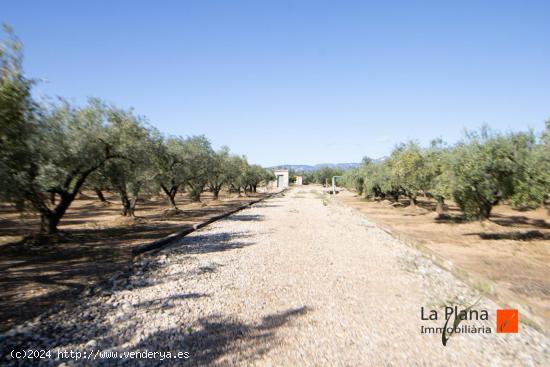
[269,158,387,172]
[269,163,361,172]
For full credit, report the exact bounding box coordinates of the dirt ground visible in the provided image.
[334,188,550,331]
[0,190,268,332]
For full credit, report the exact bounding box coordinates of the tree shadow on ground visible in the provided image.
[434,213,550,229]
[0,225,255,332]
[0,225,263,360]
[1,294,310,367]
[434,215,470,224]
[132,306,311,366]
[403,197,550,229]
[165,231,256,255]
[0,208,309,366]
[489,214,550,229]
[464,230,550,241]
[0,190,270,332]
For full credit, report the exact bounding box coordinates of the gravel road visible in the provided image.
[1,187,549,366]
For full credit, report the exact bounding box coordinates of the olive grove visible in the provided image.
[0,28,274,235]
[343,126,550,219]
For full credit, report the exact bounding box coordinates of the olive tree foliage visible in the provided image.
[0,28,139,233]
[1,27,274,235]
[245,164,274,192]
[0,27,129,234]
[226,155,249,195]
[451,128,549,218]
[150,136,188,209]
[96,107,157,217]
[306,167,344,185]
[343,167,364,195]
[344,126,550,220]
[206,146,232,200]
[1,98,127,233]
[86,170,111,203]
[361,158,400,201]
[541,119,550,202]
[181,135,214,202]
[423,139,452,215]
[542,120,550,215]
[0,25,38,210]
[543,119,550,150]
[386,142,430,205]
[261,167,276,188]
[506,128,550,209]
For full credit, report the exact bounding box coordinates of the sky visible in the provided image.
[3,0,550,166]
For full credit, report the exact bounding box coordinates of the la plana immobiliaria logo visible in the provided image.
[420,301,519,345]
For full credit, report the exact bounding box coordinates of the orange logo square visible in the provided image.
[497,309,518,333]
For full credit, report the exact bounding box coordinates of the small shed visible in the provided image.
[295,176,303,185]
[272,169,289,188]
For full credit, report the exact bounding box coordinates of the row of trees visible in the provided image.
[343,125,550,219]
[0,27,273,235]
[289,167,345,186]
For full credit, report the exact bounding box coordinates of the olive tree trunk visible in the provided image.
[188,183,204,202]
[94,187,108,203]
[160,183,179,209]
[39,193,74,235]
[120,194,138,216]
[435,197,446,217]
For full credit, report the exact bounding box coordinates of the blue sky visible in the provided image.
[3,1,550,166]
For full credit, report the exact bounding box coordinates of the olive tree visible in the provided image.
[245,164,271,192]
[0,25,38,210]
[312,167,344,186]
[226,155,249,196]
[1,98,127,233]
[182,136,213,202]
[1,28,136,234]
[367,161,398,200]
[85,169,111,203]
[505,130,550,209]
[387,142,428,205]
[424,139,452,216]
[542,119,550,214]
[449,128,530,219]
[343,167,364,195]
[98,107,156,217]
[151,136,188,209]
[261,167,276,189]
[207,146,232,200]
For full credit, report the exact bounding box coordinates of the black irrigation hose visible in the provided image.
[132,189,287,256]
